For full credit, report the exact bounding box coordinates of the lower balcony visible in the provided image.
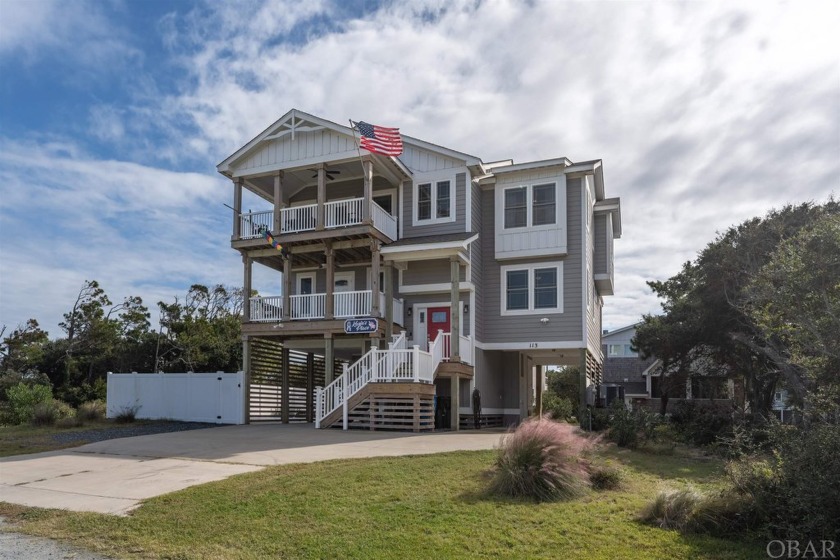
[249,291,404,324]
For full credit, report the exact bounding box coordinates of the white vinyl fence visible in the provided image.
[107,372,245,425]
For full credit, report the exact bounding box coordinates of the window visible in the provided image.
[503,183,557,229]
[501,262,563,315]
[532,184,556,225]
[506,270,529,310]
[504,187,527,228]
[608,344,623,357]
[414,177,455,225]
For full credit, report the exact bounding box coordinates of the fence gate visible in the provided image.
[248,338,343,423]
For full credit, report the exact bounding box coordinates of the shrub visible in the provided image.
[639,488,703,531]
[6,383,53,424]
[488,417,593,502]
[607,401,639,448]
[542,393,573,421]
[670,400,733,446]
[589,464,622,490]
[114,404,140,423]
[0,369,51,403]
[77,400,106,421]
[578,406,610,432]
[56,415,84,429]
[31,399,74,427]
[55,379,106,408]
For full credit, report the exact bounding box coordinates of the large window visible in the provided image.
[503,183,556,229]
[414,177,454,225]
[501,262,563,315]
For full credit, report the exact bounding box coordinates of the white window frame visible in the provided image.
[608,344,623,357]
[296,272,316,295]
[500,262,563,316]
[413,173,456,226]
[502,182,557,230]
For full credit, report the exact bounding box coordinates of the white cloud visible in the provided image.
[145,0,838,330]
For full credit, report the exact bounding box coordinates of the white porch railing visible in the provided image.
[315,332,439,429]
[250,296,282,322]
[280,204,317,233]
[249,292,403,322]
[325,198,364,228]
[334,290,372,318]
[371,201,397,239]
[240,211,273,239]
[437,333,473,365]
[289,294,325,319]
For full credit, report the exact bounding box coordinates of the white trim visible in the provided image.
[381,234,478,255]
[399,282,474,295]
[459,407,520,415]
[412,172,457,226]
[494,247,568,260]
[490,158,571,174]
[581,176,589,355]
[500,262,563,316]
[372,188,397,216]
[475,341,586,351]
[465,171,472,233]
[501,182,558,231]
[411,300,465,349]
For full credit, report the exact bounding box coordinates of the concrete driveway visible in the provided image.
[0,424,503,515]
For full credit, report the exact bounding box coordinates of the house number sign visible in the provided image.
[344,318,378,334]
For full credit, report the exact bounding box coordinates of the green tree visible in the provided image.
[633,200,839,420]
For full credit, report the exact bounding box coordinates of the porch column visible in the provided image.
[579,349,588,409]
[450,374,460,431]
[371,241,381,318]
[535,365,544,417]
[325,242,334,320]
[324,334,335,384]
[362,158,373,222]
[242,336,251,424]
[306,352,314,423]
[233,178,243,239]
[316,163,326,230]
[519,354,528,421]
[450,257,461,361]
[384,264,393,343]
[273,171,284,233]
[282,253,292,321]
[243,253,252,322]
[281,346,290,424]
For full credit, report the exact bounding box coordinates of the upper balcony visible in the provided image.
[237,198,397,242]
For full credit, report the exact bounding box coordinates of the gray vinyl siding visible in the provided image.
[298,265,392,294]
[480,178,584,344]
[402,172,467,238]
[289,176,392,204]
[471,180,484,342]
[594,214,608,275]
[402,259,465,285]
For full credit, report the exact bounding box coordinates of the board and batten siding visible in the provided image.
[594,214,608,275]
[400,145,464,173]
[480,179,584,344]
[402,171,468,238]
[494,168,568,260]
[470,180,484,342]
[233,130,359,175]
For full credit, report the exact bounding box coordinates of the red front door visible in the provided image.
[427,306,451,347]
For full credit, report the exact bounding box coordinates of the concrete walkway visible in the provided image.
[0,424,502,515]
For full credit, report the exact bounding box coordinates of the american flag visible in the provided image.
[355,121,403,156]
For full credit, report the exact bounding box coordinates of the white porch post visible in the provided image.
[342,363,349,430]
[315,386,322,429]
[384,264,393,342]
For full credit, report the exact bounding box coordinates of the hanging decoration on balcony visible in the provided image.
[258,226,290,258]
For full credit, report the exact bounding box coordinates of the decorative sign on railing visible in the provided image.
[344,318,378,334]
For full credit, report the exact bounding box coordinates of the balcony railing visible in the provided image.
[240,198,397,240]
[250,291,404,323]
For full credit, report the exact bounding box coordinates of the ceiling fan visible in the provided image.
[309,167,341,181]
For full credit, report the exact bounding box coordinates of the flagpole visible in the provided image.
[348,119,368,174]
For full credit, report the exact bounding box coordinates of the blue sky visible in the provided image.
[0,0,838,338]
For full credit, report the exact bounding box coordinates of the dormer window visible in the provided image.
[414,175,455,225]
[503,183,557,229]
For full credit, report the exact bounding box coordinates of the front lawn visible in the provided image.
[0,446,765,559]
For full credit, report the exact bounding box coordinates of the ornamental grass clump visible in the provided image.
[488,417,593,502]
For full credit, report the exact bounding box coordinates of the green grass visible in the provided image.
[0,420,159,457]
[0,446,765,559]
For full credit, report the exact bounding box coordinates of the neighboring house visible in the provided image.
[217,109,621,431]
[602,323,740,412]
